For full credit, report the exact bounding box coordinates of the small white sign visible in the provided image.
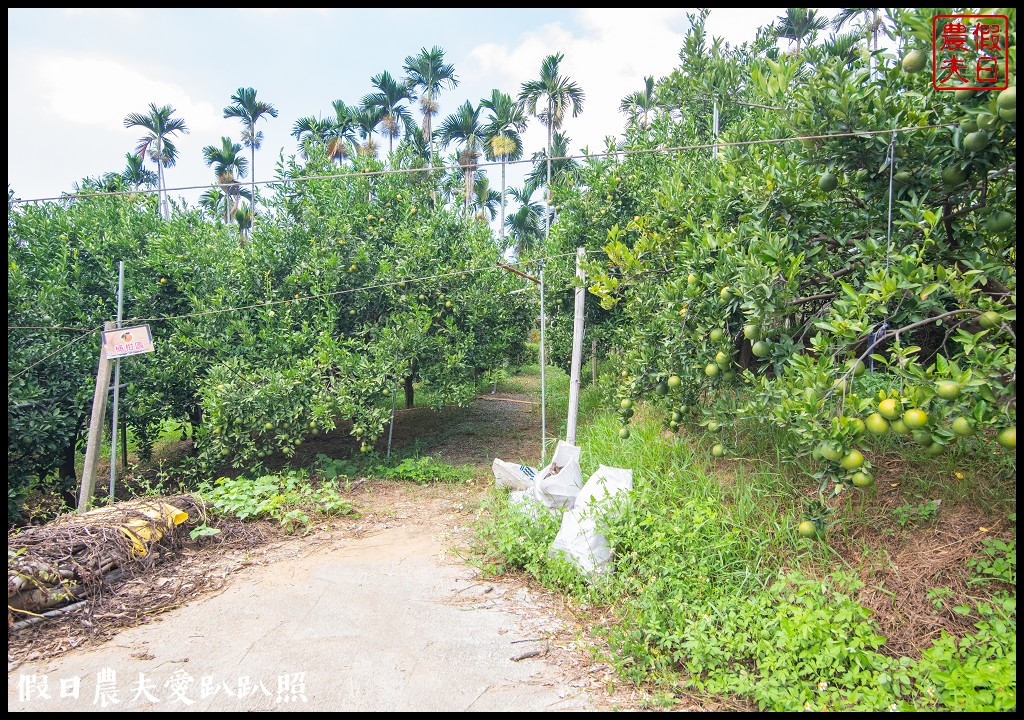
[102,325,155,359]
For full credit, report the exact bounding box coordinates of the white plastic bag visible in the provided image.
[507,490,545,521]
[575,465,633,511]
[492,458,537,491]
[531,441,584,510]
[550,465,633,576]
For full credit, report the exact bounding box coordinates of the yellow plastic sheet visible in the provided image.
[81,501,189,557]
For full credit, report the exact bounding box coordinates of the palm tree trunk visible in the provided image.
[545,99,553,249]
[250,123,257,214]
[500,159,507,246]
[158,162,167,221]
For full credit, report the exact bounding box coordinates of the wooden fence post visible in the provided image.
[77,321,114,512]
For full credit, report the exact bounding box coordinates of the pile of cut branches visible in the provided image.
[8,495,203,628]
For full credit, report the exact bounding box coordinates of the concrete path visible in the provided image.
[8,522,593,712]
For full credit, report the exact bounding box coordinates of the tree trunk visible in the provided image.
[59,413,87,510]
[404,374,415,409]
[187,403,203,454]
[500,159,507,245]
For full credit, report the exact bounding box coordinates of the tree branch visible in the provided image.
[864,309,983,347]
[788,292,839,306]
[798,263,859,290]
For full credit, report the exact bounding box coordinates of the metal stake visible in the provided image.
[109,260,124,501]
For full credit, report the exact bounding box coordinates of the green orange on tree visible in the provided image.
[976,112,997,132]
[840,449,865,470]
[888,419,913,436]
[979,311,1001,329]
[667,375,681,389]
[851,471,874,488]
[951,417,975,437]
[798,521,820,538]
[818,443,842,462]
[997,427,1016,450]
[997,86,1016,111]
[878,398,902,420]
[712,443,725,458]
[848,417,866,436]
[963,131,990,153]
[987,212,1014,233]
[942,166,966,187]
[903,408,929,429]
[901,48,927,73]
[866,413,890,436]
[935,381,961,400]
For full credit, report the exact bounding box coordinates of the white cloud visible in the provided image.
[464,9,691,198]
[60,8,143,21]
[28,53,230,136]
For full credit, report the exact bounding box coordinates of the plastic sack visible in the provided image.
[550,465,633,576]
[531,441,584,510]
[507,490,545,521]
[492,458,537,492]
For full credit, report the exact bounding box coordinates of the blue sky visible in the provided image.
[7,8,843,209]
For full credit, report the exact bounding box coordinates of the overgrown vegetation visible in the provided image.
[473,384,1016,711]
[480,14,1016,704]
[8,149,531,521]
[6,6,1015,712]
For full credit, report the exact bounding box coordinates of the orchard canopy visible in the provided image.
[8,148,534,518]
[546,8,1015,490]
[7,7,1016,520]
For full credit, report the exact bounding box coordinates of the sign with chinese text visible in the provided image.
[932,14,1010,91]
[102,325,155,359]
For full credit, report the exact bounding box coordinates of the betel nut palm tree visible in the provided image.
[481,89,527,245]
[776,7,829,55]
[123,103,189,220]
[202,136,249,224]
[517,52,584,244]
[224,87,278,211]
[361,70,416,159]
[438,100,486,213]
[619,76,657,130]
[403,46,459,167]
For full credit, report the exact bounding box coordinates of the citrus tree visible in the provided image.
[571,8,1016,497]
[7,140,531,518]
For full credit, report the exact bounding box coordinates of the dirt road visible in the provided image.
[9,373,612,711]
